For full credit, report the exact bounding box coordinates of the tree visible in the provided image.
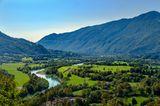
[58,72,63,78]
[0,69,20,105]
[82,89,90,98]
[145,86,152,95]
[19,88,28,97]
[67,72,72,77]
[153,82,160,96]
[74,98,88,106]
[116,82,132,97]
[132,98,137,105]
[106,98,124,106]
[88,90,102,103]
[101,92,109,106]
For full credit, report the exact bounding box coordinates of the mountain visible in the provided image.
[38,11,160,56]
[0,31,49,55]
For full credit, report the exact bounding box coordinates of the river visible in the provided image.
[31,69,60,89]
[30,63,83,89]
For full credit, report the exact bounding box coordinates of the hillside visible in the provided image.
[38,11,160,56]
[0,32,49,55]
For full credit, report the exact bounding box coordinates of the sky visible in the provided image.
[0,0,160,42]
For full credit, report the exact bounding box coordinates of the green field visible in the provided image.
[0,63,43,87]
[58,66,97,86]
[58,64,131,86]
[29,63,44,68]
[91,65,131,72]
[73,89,83,96]
[67,75,97,86]
[58,65,131,73]
[22,57,33,62]
[58,66,77,76]
[122,97,149,106]
[90,103,102,106]
[0,63,29,87]
[129,82,140,87]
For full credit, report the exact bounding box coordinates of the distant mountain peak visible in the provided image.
[143,11,159,14]
[135,11,160,20]
[47,33,58,36]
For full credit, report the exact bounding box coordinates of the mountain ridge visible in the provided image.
[38,11,160,56]
[0,31,50,55]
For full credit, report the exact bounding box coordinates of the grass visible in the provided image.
[28,63,44,68]
[90,103,102,106]
[0,62,43,87]
[58,64,131,86]
[22,57,33,62]
[58,66,97,86]
[91,65,131,72]
[129,82,140,88]
[58,66,77,77]
[73,89,83,96]
[67,75,97,86]
[122,97,149,106]
[0,63,29,87]
[152,65,160,69]
[112,61,129,65]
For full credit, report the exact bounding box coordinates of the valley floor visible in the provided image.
[1,58,160,106]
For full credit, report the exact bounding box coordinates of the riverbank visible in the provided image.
[31,69,60,89]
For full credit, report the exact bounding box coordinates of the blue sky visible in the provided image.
[0,0,160,42]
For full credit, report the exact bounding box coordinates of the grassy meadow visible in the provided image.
[91,65,131,72]
[121,97,149,106]
[58,64,131,86]
[0,63,29,87]
[58,66,97,86]
[0,62,43,87]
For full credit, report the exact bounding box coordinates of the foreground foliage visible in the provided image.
[0,69,22,105]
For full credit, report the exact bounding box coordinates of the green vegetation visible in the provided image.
[0,63,29,87]
[29,63,43,68]
[73,89,83,96]
[91,65,131,72]
[22,57,33,62]
[58,66,97,86]
[0,69,22,105]
[1,57,160,106]
[0,62,43,87]
[17,63,44,74]
[67,75,97,86]
[57,65,131,86]
[20,74,49,96]
[122,97,148,106]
